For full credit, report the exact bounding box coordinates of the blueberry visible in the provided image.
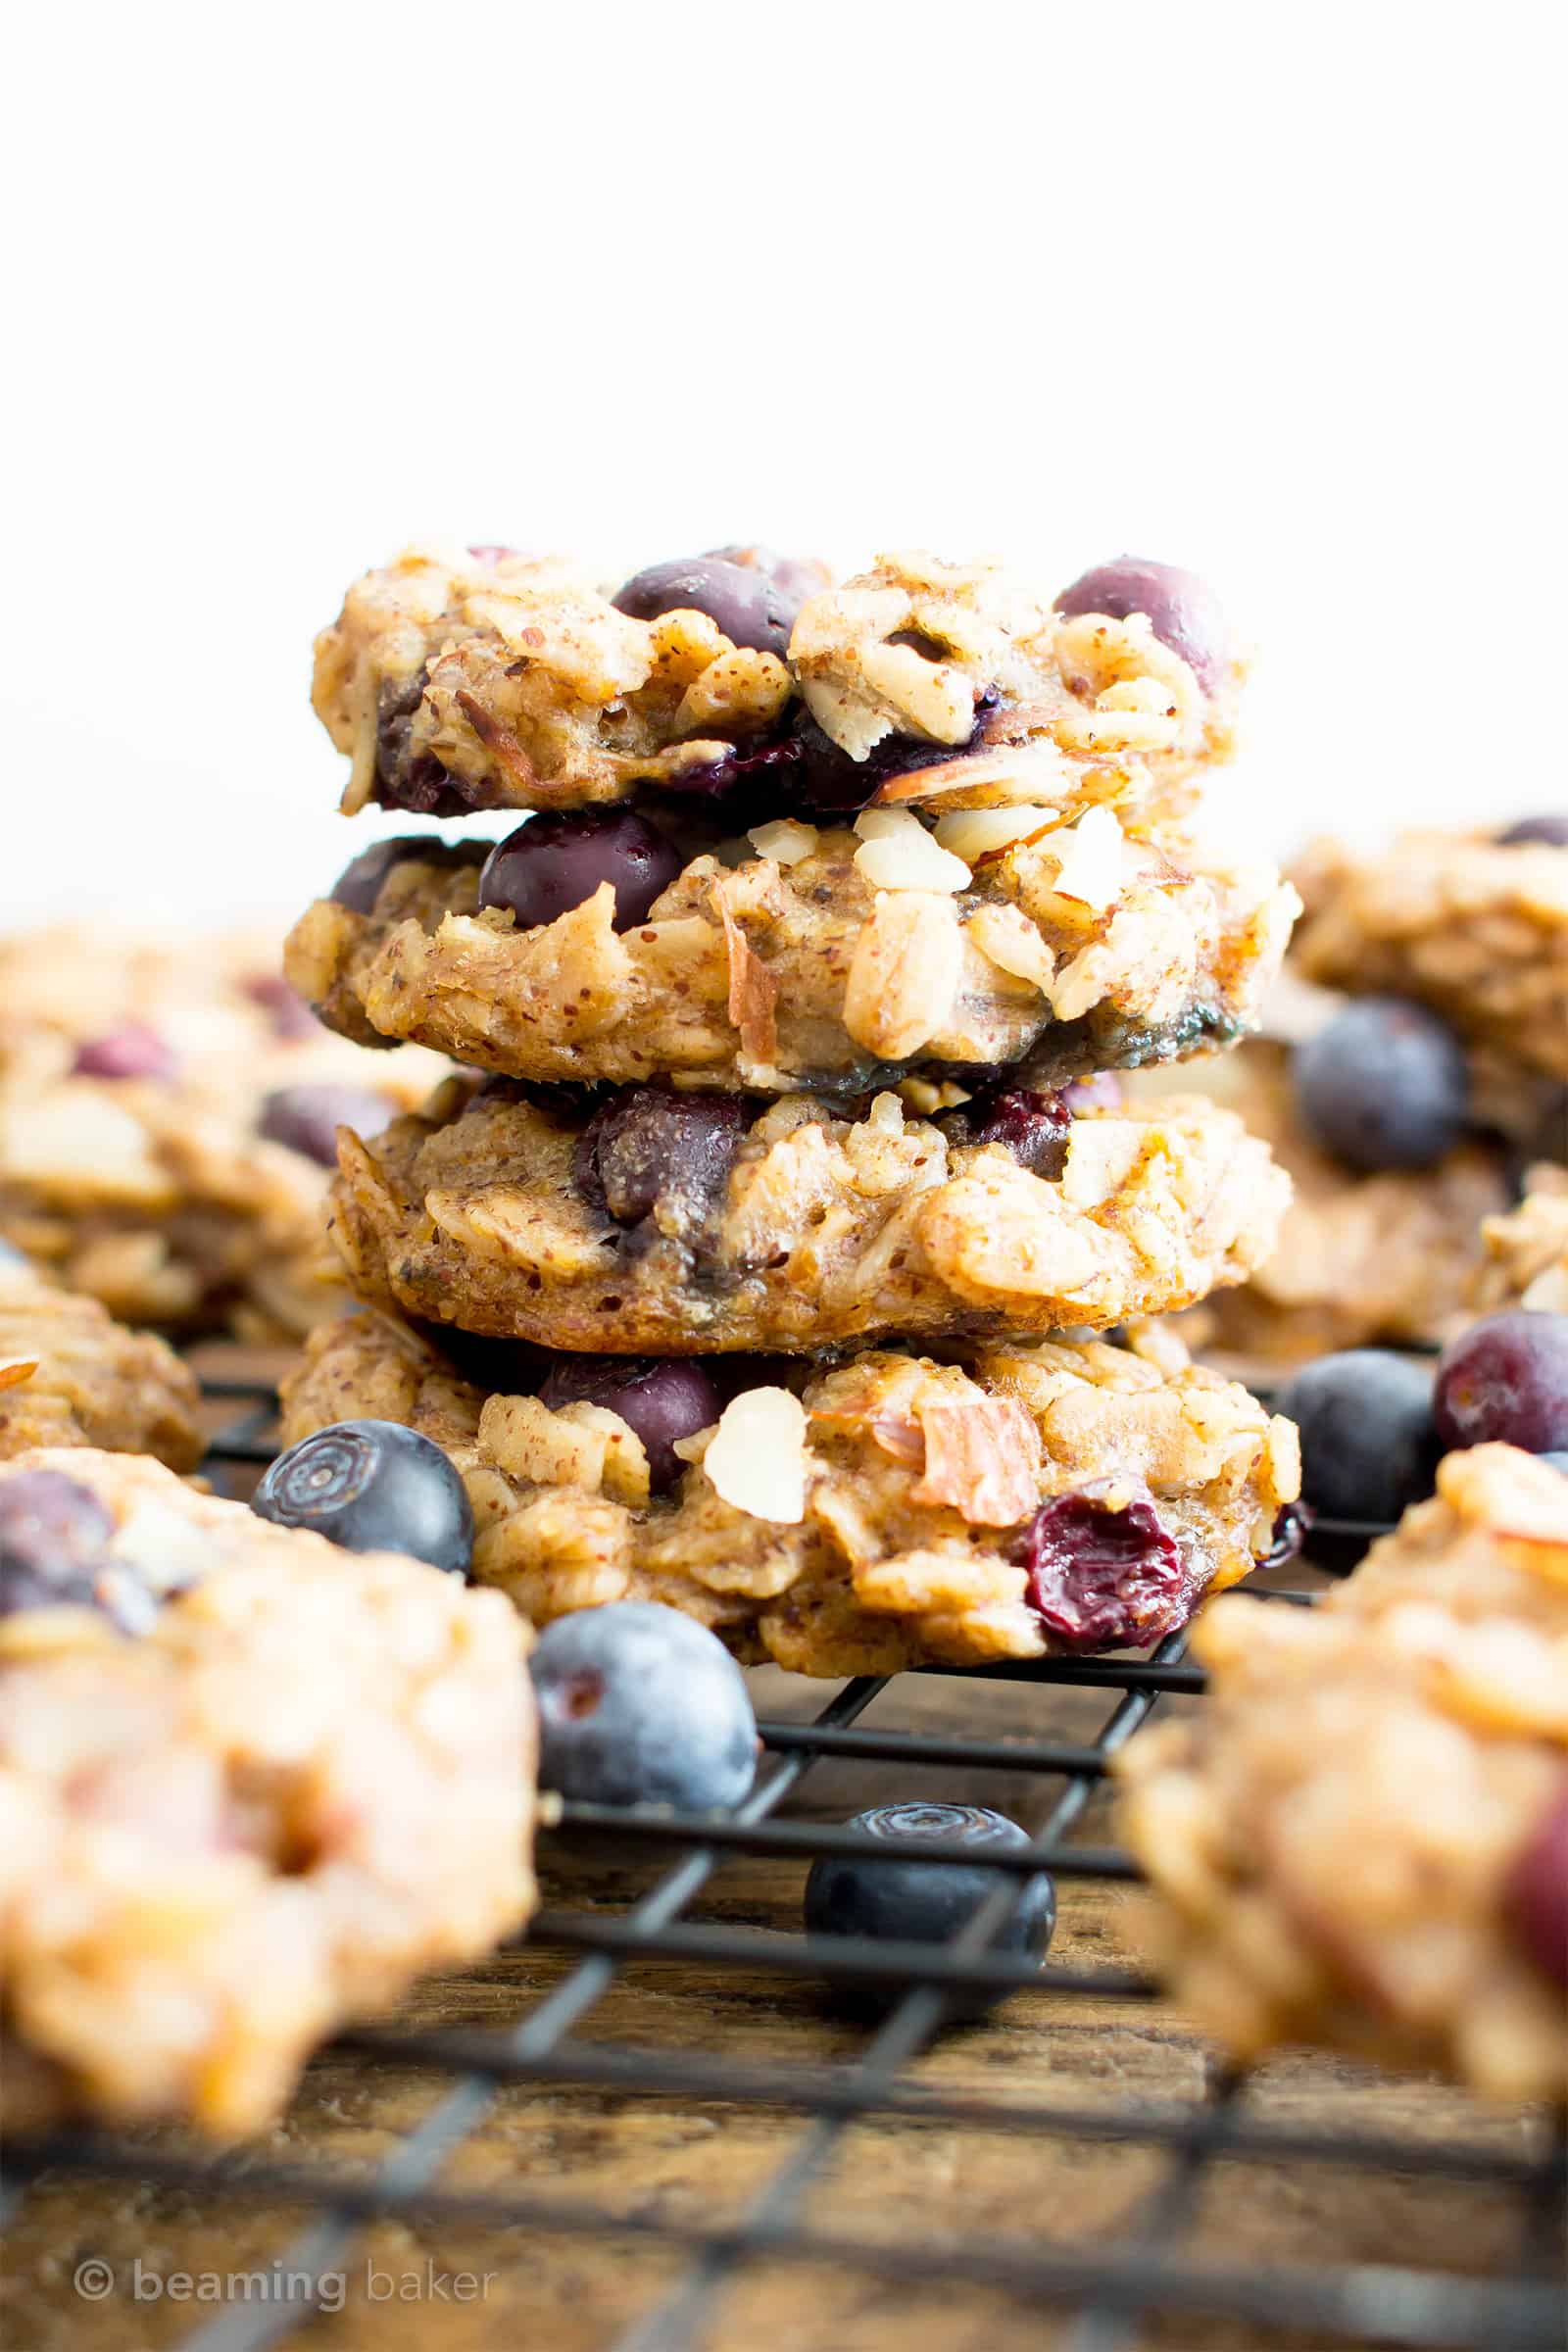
[529,1600,757,1811]
[1020,1487,1188,1650]
[242,973,321,1040]
[1293,998,1469,1172]
[1542,1451,1568,1476]
[706,543,830,612]
[0,1471,116,1619]
[328,833,469,915]
[71,1023,177,1083]
[258,1083,396,1168]
[660,703,989,813]
[372,670,477,816]
[1276,1351,1438,1524]
[1503,1775,1568,1989]
[478,808,683,934]
[536,1356,723,1494]
[1433,1311,1568,1455]
[612,553,804,658]
[573,1087,749,1225]
[1054,557,1230,691]
[252,1419,474,1573]
[958,1087,1072,1179]
[804,1803,1055,2019]
[1496,815,1568,849]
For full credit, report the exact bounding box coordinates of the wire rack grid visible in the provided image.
[2,1369,1564,2352]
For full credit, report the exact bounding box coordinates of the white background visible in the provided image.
[4,2,1562,929]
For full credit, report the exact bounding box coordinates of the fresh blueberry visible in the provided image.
[1496,815,1568,849]
[1054,557,1230,691]
[0,1471,116,1619]
[537,1356,724,1494]
[1502,1773,1568,1989]
[72,1023,177,1083]
[573,1087,749,1225]
[706,543,830,612]
[804,1802,1055,2019]
[328,833,471,915]
[478,808,683,934]
[529,1600,758,1811]
[1276,1350,1439,1524]
[258,1083,396,1168]
[1019,1486,1189,1650]
[660,703,990,813]
[1293,998,1469,1172]
[251,1419,474,1573]
[612,553,805,658]
[1433,1311,1568,1454]
[243,973,321,1040]
[959,1087,1072,1180]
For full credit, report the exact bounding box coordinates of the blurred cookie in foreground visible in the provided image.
[0,1246,201,1468]
[0,1447,535,2134]
[0,926,448,1337]
[279,1306,1299,1677]
[1116,1445,1568,2104]
[1474,1162,1568,1314]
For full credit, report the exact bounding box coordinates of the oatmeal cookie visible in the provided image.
[1117,1445,1568,2102]
[1475,1162,1568,1313]
[315,547,1241,828]
[0,1254,201,1468]
[1130,1039,1510,1362]
[280,1309,1299,1678]
[286,817,1295,1096]
[327,1075,1289,1354]
[0,1447,534,2133]
[0,927,448,1336]
[1291,829,1568,1082]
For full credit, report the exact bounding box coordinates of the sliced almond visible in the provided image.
[843,892,962,1058]
[704,1387,808,1523]
[853,808,971,893]
[712,882,779,1063]
[933,805,1060,863]
[910,1395,1043,1526]
[748,817,820,865]
[1049,805,1125,910]
[964,903,1055,994]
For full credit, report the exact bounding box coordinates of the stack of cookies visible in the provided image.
[280,543,1305,1674]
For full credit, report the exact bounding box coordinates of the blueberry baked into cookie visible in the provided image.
[279,1307,1299,1676]
[1117,1444,1568,2103]
[0,926,448,1337]
[278,541,1298,1664]
[0,1447,535,2133]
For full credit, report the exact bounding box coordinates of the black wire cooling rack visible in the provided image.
[3,1370,1565,2352]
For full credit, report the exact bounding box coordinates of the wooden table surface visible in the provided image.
[1,1359,1558,2352]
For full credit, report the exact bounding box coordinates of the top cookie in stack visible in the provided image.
[279,542,1303,1671]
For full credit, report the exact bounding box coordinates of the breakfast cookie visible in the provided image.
[1117,1445,1568,2103]
[1475,1162,1568,1314]
[0,1447,534,2134]
[1291,825,1568,1082]
[0,926,448,1336]
[285,815,1296,1096]
[0,1252,202,1468]
[280,1308,1299,1677]
[315,546,1241,829]
[326,1075,1289,1354]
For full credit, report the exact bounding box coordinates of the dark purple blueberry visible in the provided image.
[1020,1485,1187,1650]
[252,1419,473,1573]
[573,1088,749,1226]
[1054,557,1230,691]
[804,1802,1055,2021]
[328,833,467,915]
[612,554,804,658]
[0,1471,116,1619]
[258,1084,396,1168]
[478,809,683,934]
[1060,1072,1124,1114]
[1502,1774,1568,1989]
[537,1355,724,1494]
[707,543,830,611]
[1496,815,1568,849]
[530,1600,757,1812]
[1293,998,1469,1173]
[1276,1350,1438,1524]
[72,1023,177,1083]
[962,1088,1072,1180]
[1433,1311,1568,1455]
[370,669,472,815]
[243,973,321,1041]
